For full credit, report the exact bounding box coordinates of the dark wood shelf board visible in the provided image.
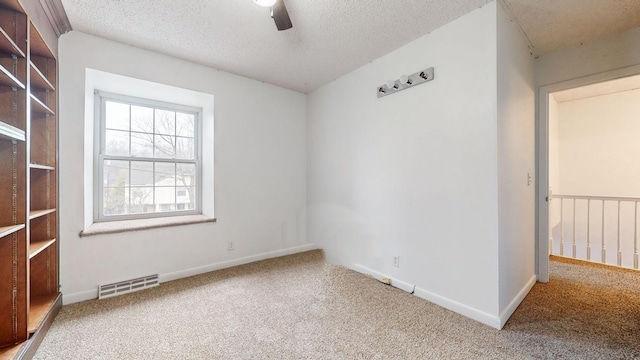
[0,120,25,142]
[27,293,60,334]
[0,0,24,13]
[0,223,24,238]
[0,342,24,359]
[17,294,61,359]
[29,93,54,115]
[29,238,56,259]
[29,62,54,91]
[0,26,24,58]
[0,63,25,89]
[29,209,56,220]
[28,25,54,59]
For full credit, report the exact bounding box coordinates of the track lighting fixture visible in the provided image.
[377,67,434,98]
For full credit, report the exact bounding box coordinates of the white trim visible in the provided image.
[62,243,317,304]
[62,289,98,305]
[498,275,536,329]
[349,264,415,293]
[536,64,640,283]
[413,286,501,330]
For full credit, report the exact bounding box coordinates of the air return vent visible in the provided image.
[98,274,159,299]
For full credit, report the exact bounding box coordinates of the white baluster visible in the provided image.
[635,202,638,269]
[587,199,591,261]
[602,200,606,263]
[572,199,577,258]
[560,199,564,256]
[617,201,622,266]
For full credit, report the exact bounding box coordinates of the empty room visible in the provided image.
[1,0,639,359]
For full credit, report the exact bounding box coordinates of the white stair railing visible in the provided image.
[551,193,640,269]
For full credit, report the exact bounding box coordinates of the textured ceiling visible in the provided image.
[60,0,640,93]
[501,0,640,55]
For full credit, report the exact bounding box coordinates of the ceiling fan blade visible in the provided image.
[271,0,292,31]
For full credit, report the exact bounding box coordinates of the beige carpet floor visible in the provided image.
[33,251,640,359]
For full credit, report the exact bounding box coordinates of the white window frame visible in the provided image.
[94,91,203,222]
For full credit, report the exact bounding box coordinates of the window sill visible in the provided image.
[79,214,216,237]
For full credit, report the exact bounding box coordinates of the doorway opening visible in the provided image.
[537,65,640,282]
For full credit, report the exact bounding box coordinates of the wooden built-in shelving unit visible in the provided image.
[0,0,60,358]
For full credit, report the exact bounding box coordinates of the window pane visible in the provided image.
[98,94,201,220]
[130,186,154,214]
[155,109,175,135]
[176,113,194,137]
[176,186,194,210]
[154,134,175,158]
[103,160,129,188]
[103,187,127,216]
[176,137,194,159]
[131,106,154,133]
[131,161,153,186]
[155,162,175,186]
[155,187,176,211]
[176,163,196,187]
[183,187,196,210]
[105,101,130,131]
[105,129,129,156]
[131,132,154,158]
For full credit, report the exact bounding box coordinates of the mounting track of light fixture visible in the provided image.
[377,67,435,98]
[254,0,292,31]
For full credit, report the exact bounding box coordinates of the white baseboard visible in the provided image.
[413,286,501,330]
[160,244,318,283]
[498,275,536,329]
[62,243,317,305]
[350,263,501,329]
[63,289,98,305]
[349,264,415,293]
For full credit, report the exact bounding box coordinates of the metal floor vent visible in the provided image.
[98,274,159,299]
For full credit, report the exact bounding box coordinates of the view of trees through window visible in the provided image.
[101,99,198,217]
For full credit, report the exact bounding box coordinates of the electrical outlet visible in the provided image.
[392,256,400,268]
[227,241,235,251]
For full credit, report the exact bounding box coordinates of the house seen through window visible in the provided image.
[96,92,202,221]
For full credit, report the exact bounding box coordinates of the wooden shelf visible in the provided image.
[28,25,53,59]
[27,294,59,334]
[29,209,56,220]
[0,0,24,13]
[0,26,24,58]
[0,120,25,141]
[29,238,55,259]
[29,93,54,115]
[0,63,24,89]
[0,10,59,356]
[0,223,24,238]
[0,343,23,359]
[29,61,54,91]
[29,163,55,171]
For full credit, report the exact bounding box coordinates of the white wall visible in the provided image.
[59,31,310,303]
[308,3,503,326]
[557,88,640,196]
[496,3,536,321]
[536,27,640,87]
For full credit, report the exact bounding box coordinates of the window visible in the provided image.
[95,92,202,221]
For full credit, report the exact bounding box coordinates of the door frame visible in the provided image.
[536,64,640,282]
